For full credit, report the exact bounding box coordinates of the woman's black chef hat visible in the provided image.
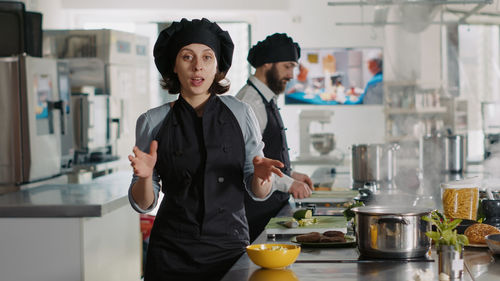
[247,33,300,68]
[153,18,234,76]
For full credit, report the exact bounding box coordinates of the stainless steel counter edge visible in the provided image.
[0,171,133,218]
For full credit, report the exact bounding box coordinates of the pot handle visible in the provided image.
[377,216,409,225]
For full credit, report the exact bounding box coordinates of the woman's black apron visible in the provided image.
[144,95,248,281]
[244,80,291,242]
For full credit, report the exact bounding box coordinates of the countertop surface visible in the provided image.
[222,204,499,281]
[0,171,132,217]
[221,160,500,281]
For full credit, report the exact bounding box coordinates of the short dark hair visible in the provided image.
[159,71,230,95]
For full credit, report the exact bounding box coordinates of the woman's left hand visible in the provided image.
[253,156,284,183]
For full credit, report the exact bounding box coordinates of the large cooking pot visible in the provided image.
[422,133,467,174]
[351,143,399,183]
[352,206,432,259]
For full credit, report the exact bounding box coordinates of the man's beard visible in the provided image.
[265,64,288,95]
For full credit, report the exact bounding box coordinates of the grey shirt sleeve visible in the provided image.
[128,105,168,214]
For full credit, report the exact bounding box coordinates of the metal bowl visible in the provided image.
[310,133,335,155]
[485,234,500,255]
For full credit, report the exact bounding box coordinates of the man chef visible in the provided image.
[236,33,314,242]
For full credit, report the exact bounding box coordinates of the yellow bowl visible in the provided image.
[246,244,301,269]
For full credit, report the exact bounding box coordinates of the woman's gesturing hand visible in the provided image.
[128,140,158,179]
[252,156,284,183]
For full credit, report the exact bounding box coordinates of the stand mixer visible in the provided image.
[298,110,335,160]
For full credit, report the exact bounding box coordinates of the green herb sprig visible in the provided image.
[343,201,364,222]
[422,210,469,253]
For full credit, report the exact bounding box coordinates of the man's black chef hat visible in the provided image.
[247,33,301,68]
[154,18,234,76]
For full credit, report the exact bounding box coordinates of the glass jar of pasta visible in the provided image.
[441,179,480,220]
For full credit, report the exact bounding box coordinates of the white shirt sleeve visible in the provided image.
[236,85,268,135]
[274,173,294,192]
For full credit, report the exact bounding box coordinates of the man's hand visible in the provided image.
[128,140,158,179]
[289,180,312,199]
[291,171,313,190]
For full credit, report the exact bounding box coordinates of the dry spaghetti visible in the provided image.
[442,187,479,220]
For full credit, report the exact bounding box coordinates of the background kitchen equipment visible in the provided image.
[0,55,64,189]
[56,60,75,171]
[310,133,335,155]
[444,133,467,173]
[71,87,117,165]
[352,206,432,259]
[0,1,42,58]
[43,29,151,160]
[420,131,467,176]
[298,110,335,160]
[482,102,500,159]
[351,143,399,190]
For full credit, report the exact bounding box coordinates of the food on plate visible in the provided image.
[464,223,500,244]
[319,236,346,243]
[295,231,347,243]
[323,230,344,237]
[442,187,479,220]
[297,217,318,227]
[293,209,312,220]
[295,232,322,242]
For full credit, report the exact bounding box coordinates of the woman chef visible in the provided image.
[127,18,284,281]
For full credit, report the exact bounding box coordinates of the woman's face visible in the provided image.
[174,43,218,97]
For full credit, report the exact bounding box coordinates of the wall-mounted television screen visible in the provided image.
[285,47,383,105]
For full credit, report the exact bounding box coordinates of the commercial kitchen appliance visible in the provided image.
[298,110,335,160]
[56,60,75,170]
[43,29,151,162]
[482,102,500,159]
[0,55,64,187]
[0,1,42,58]
[71,87,117,164]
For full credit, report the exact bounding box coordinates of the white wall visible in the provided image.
[24,0,477,158]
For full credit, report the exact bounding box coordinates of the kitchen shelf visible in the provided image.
[385,135,419,142]
[385,107,448,115]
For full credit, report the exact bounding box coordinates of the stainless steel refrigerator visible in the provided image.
[0,54,63,186]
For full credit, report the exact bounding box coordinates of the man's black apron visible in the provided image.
[144,95,248,281]
[244,80,291,242]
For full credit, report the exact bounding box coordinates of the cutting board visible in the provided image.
[265,216,347,235]
[294,190,359,203]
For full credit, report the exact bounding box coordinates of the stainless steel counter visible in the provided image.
[0,170,131,217]
[221,230,500,281]
[221,161,500,281]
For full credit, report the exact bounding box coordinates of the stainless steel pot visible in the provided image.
[444,134,467,173]
[352,206,432,259]
[351,144,399,183]
[421,133,467,174]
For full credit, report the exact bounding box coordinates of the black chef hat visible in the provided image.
[154,18,234,76]
[247,33,301,68]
